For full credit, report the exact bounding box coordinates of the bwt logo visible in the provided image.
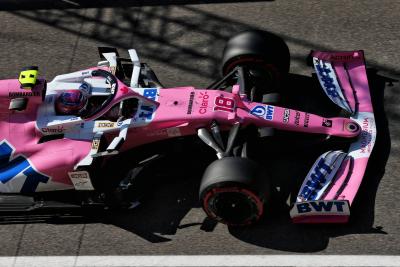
[314,59,340,98]
[265,105,274,120]
[299,158,332,200]
[0,141,49,193]
[250,105,274,120]
[295,201,347,214]
[250,105,266,116]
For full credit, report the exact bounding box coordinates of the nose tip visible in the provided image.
[345,121,360,133]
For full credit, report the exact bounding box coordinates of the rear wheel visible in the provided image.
[199,157,271,226]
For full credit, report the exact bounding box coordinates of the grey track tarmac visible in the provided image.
[0,0,399,256]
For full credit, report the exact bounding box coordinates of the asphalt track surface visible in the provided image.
[0,0,399,257]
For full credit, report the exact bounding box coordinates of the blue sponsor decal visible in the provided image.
[139,89,158,121]
[315,61,339,98]
[299,158,332,200]
[296,201,346,214]
[265,105,274,120]
[250,105,266,117]
[0,141,49,193]
[250,105,274,121]
[143,88,157,101]
[138,105,154,120]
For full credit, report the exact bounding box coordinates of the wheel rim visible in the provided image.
[203,187,264,226]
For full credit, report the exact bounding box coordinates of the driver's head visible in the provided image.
[55,90,88,115]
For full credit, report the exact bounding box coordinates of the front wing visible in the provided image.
[290,51,376,223]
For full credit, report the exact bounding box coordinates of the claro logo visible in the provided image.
[198,91,209,114]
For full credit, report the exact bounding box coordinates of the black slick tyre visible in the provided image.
[221,30,290,92]
[199,157,271,226]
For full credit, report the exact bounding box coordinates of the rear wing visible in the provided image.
[290,51,376,223]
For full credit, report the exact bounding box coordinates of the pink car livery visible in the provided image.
[0,31,376,226]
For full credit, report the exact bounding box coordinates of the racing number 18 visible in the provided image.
[214,96,235,113]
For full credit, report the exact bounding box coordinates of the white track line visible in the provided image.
[1,255,400,267]
[61,0,80,6]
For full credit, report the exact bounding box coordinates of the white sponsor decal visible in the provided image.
[297,151,347,201]
[283,109,290,123]
[298,154,333,201]
[348,112,376,159]
[96,122,115,128]
[290,200,350,217]
[313,57,352,113]
[68,171,94,191]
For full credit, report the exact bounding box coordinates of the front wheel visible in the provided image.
[221,30,290,97]
[199,157,271,226]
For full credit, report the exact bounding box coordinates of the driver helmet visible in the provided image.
[55,90,88,115]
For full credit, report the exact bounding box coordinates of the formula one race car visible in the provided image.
[0,31,375,226]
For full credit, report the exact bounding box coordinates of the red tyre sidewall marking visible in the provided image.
[202,186,264,225]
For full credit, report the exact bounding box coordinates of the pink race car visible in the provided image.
[0,31,375,226]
